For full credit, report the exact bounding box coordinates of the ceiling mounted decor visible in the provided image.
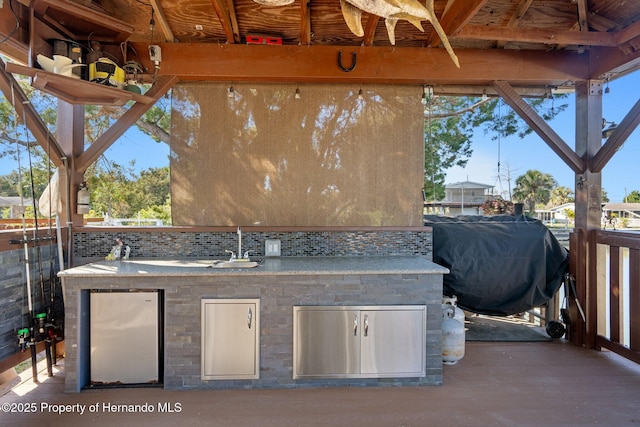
[340,0,459,67]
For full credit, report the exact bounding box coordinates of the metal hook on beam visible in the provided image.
[338,51,357,72]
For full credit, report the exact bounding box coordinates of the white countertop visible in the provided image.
[58,256,449,277]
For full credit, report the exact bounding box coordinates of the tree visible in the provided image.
[626,190,640,203]
[548,185,574,207]
[423,94,567,201]
[512,170,557,213]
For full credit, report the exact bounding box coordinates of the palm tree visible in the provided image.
[548,186,574,207]
[512,170,557,214]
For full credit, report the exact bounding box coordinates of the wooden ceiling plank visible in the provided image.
[497,0,533,48]
[430,0,487,47]
[456,24,617,47]
[76,75,178,172]
[300,0,312,45]
[209,0,237,44]
[132,42,591,85]
[492,80,584,174]
[591,97,640,173]
[0,59,64,166]
[150,0,176,42]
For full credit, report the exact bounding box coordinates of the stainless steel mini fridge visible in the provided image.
[90,290,161,384]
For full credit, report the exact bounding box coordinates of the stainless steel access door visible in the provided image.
[359,308,426,377]
[293,308,360,378]
[293,305,426,379]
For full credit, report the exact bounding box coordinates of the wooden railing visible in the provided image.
[592,229,640,364]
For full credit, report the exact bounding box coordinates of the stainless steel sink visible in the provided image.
[209,260,260,269]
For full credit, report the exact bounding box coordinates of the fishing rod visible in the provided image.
[12,90,38,383]
[22,100,55,379]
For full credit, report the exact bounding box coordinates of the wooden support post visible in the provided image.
[573,80,605,348]
[56,101,85,266]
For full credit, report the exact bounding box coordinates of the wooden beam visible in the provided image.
[362,14,380,46]
[456,24,618,47]
[615,18,640,45]
[0,58,64,166]
[75,76,178,172]
[576,0,589,32]
[492,80,584,174]
[209,0,239,43]
[589,45,640,80]
[150,0,176,42]
[300,0,312,46]
[129,43,591,85]
[497,0,533,48]
[430,0,486,47]
[590,97,640,173]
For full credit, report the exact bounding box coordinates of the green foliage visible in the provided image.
[512,169,557,213]
[548,186,574,207]
[424,94,568,201]
[626,190,640,203]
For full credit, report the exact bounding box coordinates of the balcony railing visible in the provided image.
[591,230,640,364]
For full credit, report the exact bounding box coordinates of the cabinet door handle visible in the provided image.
[247,307,253,329]
[353,314,358,336]
[364,314,369,337]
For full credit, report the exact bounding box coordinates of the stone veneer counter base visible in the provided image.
[59,256,448,393]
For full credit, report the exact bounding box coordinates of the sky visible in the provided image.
[445,71,640,203]
[2,72,638,203]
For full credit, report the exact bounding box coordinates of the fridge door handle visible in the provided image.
[247,307,253,329]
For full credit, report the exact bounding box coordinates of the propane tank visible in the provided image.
[442,307,465,365]
[442,295,465,325]
[77,181,90,214]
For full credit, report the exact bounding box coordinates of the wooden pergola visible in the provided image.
[1,0,640,357]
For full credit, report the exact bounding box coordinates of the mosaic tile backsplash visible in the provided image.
[73,229,432,261]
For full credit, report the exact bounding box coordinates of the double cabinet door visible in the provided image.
[293,305,426,379]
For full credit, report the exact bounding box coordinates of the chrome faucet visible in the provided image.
[226,226,251,261]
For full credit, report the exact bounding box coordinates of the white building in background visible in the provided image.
[535,203,574,225]
[424,180,495,216]
[536,202,640,228]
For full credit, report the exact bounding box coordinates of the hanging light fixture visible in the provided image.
[228,86,234,98]
[295,87,301,99]
[358,88,363,100]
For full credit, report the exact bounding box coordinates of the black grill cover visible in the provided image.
[424,215,569,316]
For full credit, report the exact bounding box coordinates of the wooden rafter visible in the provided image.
[362,15,380,46]
[75,76,178,172]
[300,0,312,45]
[590,97,640,173]
[150,0,176,42]
[209,0,239,44]
[492,80,584,174]
[616,19,640,45]
[429,0,486,48]
[576,0,589,32]
[497,0,533,48]
[456,24,619,47]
